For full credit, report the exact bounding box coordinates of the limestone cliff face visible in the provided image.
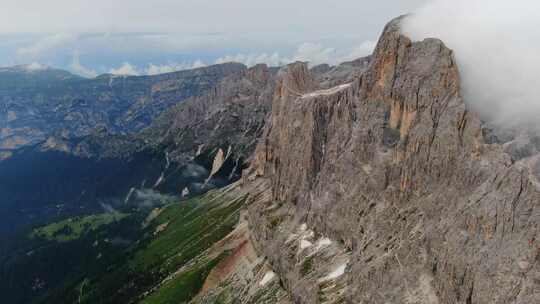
[245,17,540,303]
[144,64,277,166]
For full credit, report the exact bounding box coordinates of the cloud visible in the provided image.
[131,189,175,208]
[24,62,48,72]
[0,1,426,34]
[108,60,209,76]
[145,60,206,75]
[215,40,376,67]
[69,51,98,78]
[342,40,377,62]
[402,0,540,127]
[293,43,336,65]
[215,52,285,67]
[16,33,76,60]
[1,1,426,74]
[109,62,140,75]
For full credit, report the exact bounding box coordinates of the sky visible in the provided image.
[0,0,427,77]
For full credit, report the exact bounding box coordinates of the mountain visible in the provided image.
[3,15,540,304]
[242,17,540,303]
[0,62,245,159]
[0,62,267,238]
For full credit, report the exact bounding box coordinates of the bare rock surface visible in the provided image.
[245,16,540,304]
[143,64,277,166]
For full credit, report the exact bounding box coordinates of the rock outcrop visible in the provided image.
[144,64,277,166]
[244,16,540,304]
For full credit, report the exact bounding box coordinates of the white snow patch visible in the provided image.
[316,237,332,250]
[286,233,299,244]
[300,239,313,249]
[124,187,136,204]
[299,223,307,232]
[259,271,276,286]
[164,152,171,169]
[302,83,351,99]
[304,230,315,239]
[153,173,165,187]
[322,262,348,281]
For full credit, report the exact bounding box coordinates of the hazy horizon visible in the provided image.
[0,0,427,77]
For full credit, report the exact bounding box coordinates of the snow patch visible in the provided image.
[164,152,171,169]
[259,271,276,286]
[300,239,313,249]
[124,187,136,204]
[316,237,332,250]
[299,223,307,232]
[286,233,299,244]
[302,83,351,99]
[322,262,348,281]
[153,173,165,188]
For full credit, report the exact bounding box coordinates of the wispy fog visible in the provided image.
[130,189,176,208]
[402,0,540,127]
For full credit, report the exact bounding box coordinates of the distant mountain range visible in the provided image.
[0,62,245,158]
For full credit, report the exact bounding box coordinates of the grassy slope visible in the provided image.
[140,251,229,304]
[30,212,129,242]
[38,187,247,304]
[1,211,143,304]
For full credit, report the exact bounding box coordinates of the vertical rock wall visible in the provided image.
[246,17,540,304]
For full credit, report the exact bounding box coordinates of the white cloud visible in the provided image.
[144,60,206,75]
[342,40,377,62]
[24,62,48,72]
[109,62,140,76]
[69,52,98,78]
[215,40,376,67]
[1,1,424,74]
[0,1,426,34]
[402,0,540,126]
[215,52,284,67]
[292,43,336,65]
[108,60,209,76]
[16,33,76,60]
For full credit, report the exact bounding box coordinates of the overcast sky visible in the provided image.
[0,0,427,76]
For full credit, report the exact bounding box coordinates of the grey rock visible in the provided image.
[244,16,540,304]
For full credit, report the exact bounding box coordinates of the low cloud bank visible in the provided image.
[215,40,376,67]
[105,40,377,77]
[402,0,540,127]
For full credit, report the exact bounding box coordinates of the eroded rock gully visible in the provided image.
[241,17,540,304]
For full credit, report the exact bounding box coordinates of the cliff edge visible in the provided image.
[243,16,540,304]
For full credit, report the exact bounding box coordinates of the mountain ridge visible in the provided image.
[0,62,246,157]
[241,16,540,303]
[4,15,540,304]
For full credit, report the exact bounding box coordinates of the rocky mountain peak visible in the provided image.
[245,16,540,303]
[246,63,271,86]
[275,62,317,98]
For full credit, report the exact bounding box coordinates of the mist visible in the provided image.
[402,0,540,127]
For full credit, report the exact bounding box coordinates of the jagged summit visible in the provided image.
[244,16,540,303]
